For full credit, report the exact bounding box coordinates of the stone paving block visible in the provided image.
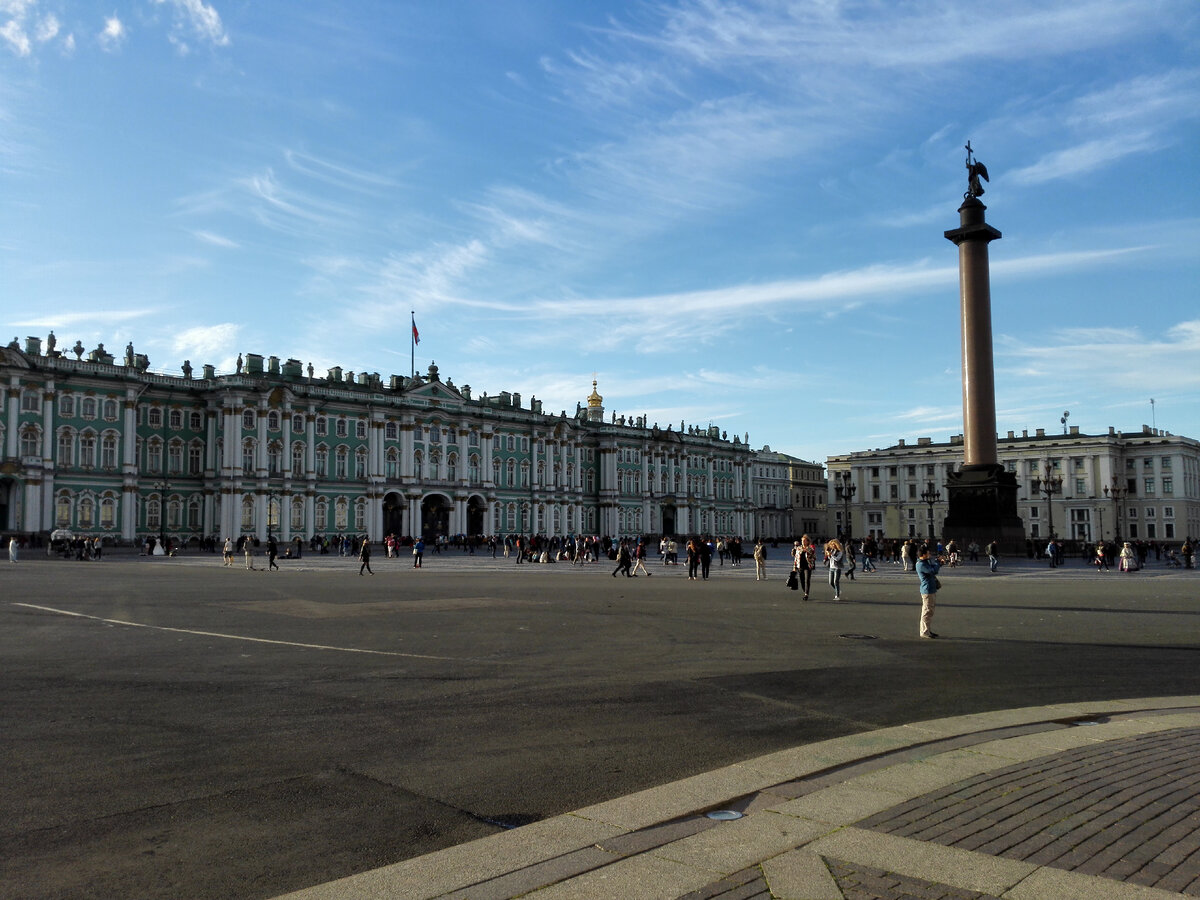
[760,848,842,900]
[772,782,912,826]
[439,846,615,900]
[807,827,1034,896]
[598,816,715,856]
[523,850,719,900]
[1002,864,1188,899]
[571,765,775,833]
[652,811,829,873]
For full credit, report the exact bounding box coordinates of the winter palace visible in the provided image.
[0,335,820,546]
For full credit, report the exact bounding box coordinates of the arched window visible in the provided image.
[315,416,327,436]
[80,396,97,419]
[241,495,255,530]
[386,448,399,479]
[267,410,280,431]
[242,439,256,475]
[447,452,458,481]
[492,457,501,486]
[103,399,118,421]
[354,498,366,531]
[57,429,74,466]
[290,497,304,531]
[292,414,304,434]
[146,437,163,473]
[506,502,516,530]
[385,421,398,440]
[20,426,40,458]
[242,409,256,430]
[355,420,367,439]
[59,394,75,418]
[520,461,530,488]
[167,496,182,529]
[188,441,203,475]
[268,441,283,475]
[429,425,441,443]
[335,497,348,530]
[413,450,424,479]
[188,496,201,529]
[168,439,183,475]
[189,411,202,430]
[506,434,514,451]
[355,447,367,479]
[469,453,480,483]
[335,446,348,478]
[506,458,515,487]
[77,495,95,529]
[146,496,161,531]
[315,497,329,531]
[102,433,118,469]
[100,495,117,529]
[169,409,183,429]
[146,406,161,427]
[335,418,348,438]
[267,495,280,531]
[315,445,328,477]
[292,442,304,477]
[56,493,72,527]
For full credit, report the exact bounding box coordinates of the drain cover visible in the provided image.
[705,810,744,821]
[839,633,878,640]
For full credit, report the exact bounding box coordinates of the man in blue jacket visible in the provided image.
[916,547,942,639]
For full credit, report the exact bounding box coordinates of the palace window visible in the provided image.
[355,420,367,439]
[78,496,94,529]
[292,443,304,477]
[268,442,283,475]
[315,498,329,531]
[386,448,399,479]
[469,454,480,482]
[100,496,116,528]
[505,459,515,487]
[316,416,327,437]
[242,409,256,430]
[241,496,254,530]
[335,497,348,530]
[102,434,118,469]
[354,498,366,531]
[146,497,161,531]
[335,418,348,438]
[267,410,280,431]
[242,439,256,476]
[22,390,41,412]
[1144,478,1156,495]
[336,446,349,478]
[147,438,163,473]
[188,497,201,529]
[60,395,75,417]
[167,497,182,529]
[385,421,398,440]
[1163,477,1173,494]
[168,441,183,475]
[56,494,72,527]
[188,442,203,475]
[292,414,305,434]
[81,397,99,419]
[169,409,183,429]
[447,452,458,481]
[355,447,367,479]
[189,411,203,431]
[58,430,74,466]
[291,498,304,531]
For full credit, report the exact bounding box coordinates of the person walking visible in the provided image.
[222,536,234,567]
[612,541,633,578]
[1095,541,1110,571]
[1119,541,1137,572]
[916,547,942,638]
[793,535,815,600]
[267,534,280,571]
[359,537,373,575]
[986,539,999,573]
[8,535,18,563]
[412,536,425,568]
[243,536,256,571]
[631,540,652,577]
[753,539,768,581]
[1046,538,1058,568]
[685,539,700,580]
[825,539,845,601]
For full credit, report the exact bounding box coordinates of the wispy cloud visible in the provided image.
[1,0,69,57]
[98,15,125,53]
[191,230,239,249]
[152,0,230,52]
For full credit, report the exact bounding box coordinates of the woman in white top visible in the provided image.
[825,539,845,601]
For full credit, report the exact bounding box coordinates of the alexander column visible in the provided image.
[941,143,1024,548]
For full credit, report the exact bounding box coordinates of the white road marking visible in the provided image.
[12,603,465,660]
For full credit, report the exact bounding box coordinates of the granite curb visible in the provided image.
[274,695,1200,900]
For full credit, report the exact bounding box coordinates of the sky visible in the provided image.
[2,1,1198,464]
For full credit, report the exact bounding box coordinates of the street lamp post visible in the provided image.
[1037,464,1063,539]
[834,471,856,544]
[1104,478,1127,542]
[920,481,941,541]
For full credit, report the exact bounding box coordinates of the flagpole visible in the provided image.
[410,310,415,380]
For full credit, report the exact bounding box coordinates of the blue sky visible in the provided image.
[3,1,1198,464]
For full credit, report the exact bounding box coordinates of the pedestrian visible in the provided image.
[916,547,942,638]
[1119,541,1137,572]
[986,539,999,573]
[793,535,815,600]
[243,536,256,571]
[222,537,233,567]
[860,540,876,573]
[359,537,373,575]
[753,539,767,581]
[631,541,652,577]
[699,539,712,579]
[413,536,425,568]
[267,534,280,571]
[825,539,845,601]
[1095,541,1110,571]
[8,535,18,563]
[685,539,700,580]
[612,541,633,578]
[1046,538,1057,568]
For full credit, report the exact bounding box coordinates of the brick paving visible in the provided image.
[826,858,1004,900]
[859,726,1200,895]
[678,865,770,899]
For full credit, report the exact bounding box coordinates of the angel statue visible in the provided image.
[965,141,989,199]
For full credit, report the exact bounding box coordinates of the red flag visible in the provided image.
[412,320,420,345]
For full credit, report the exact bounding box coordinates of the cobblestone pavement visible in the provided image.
[279,698,1200,899]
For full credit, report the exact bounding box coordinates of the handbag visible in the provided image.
[786,570,799,590]
[933,575,942,590]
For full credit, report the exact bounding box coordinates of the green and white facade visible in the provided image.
[0,339,795,545]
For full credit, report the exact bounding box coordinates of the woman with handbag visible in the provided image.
[793,535,816,600]
[824,539,845,601]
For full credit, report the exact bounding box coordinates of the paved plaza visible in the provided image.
[2,548,1198,899]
